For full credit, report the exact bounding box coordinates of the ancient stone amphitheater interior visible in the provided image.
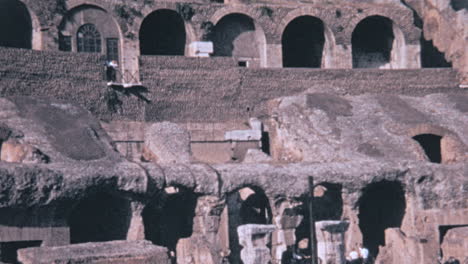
[0,0,467,263]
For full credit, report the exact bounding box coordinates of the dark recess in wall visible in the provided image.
[412,134,442,163]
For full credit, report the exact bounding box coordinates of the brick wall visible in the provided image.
[140,55,460,122]
[0,49,461,123]
[0,47,144,121]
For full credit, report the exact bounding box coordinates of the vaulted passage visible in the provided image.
[358,181,406,258]
[282,16,325,68]
[352,16,394,68]
[142,187,197,253]
[413,134,442,163]
[212,14,262,62]
[139,10,186,55]
[227,187,272,263]
[420,37,451,68]
[0,0,32,49]
[68,193,131,244]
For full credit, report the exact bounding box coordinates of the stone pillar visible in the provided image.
[271,199,303,263]
[315,220,349,264]
[405,44,421,69]
[330,44,353,68]
[266,44,282,68]
[121,37,140,83]
[176,196,225,264]
[238,224,276,264]
[127,201,145,241]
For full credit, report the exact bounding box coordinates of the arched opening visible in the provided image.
[58,5,121,60]
[352,16,394,68]
[142,187,197,255]
[68,193,131,244]
[282,16,325,68]
[211,13,265,66]
[0,0,32,49]
[413,134,442,163]
[227,187,272,263]
[294,183,343,259]
[77,24,101,53]
[358,181,406,258]
[450,0,467,11]
[420,37,451,68]
[139,9,186,55]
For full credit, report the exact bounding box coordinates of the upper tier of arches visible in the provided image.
[0,1,452,70]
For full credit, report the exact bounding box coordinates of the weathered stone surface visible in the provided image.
[375,228,421,264]
[17,240,170,264]
[271,93,468,163]
[0,139,49,164]
[238,224,276,264]
[440,226,468,263]
[243,149,273,163]
[144,122,191,164]
[0,97,120,163]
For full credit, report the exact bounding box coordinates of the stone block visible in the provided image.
[17,240,171,264]
[144,122,191,164]
[188,41,213,57]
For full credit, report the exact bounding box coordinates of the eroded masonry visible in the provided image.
[0,0,467,263]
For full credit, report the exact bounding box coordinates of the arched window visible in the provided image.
[77,24,101,53]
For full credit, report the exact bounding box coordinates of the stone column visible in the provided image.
[265,44,282,68]
[315,220,350,264]
[238,224,276,264]
[126,201,145,241]
[176,196,225,264]
[271,199,303,263]
[330,44,353,68]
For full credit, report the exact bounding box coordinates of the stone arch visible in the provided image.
[210,11,267,67]
[351,15,406,69]
[0,0,37,49]
[293,182,343,258]
[409,125,467,164]
[139,9,186,56]
[277,9,336,68]
[357,180,406,258]
[281,16,326,68]
[142,186,197,255]
[68,192,132,244]
[58,4,122,61]
[226,186,272,263]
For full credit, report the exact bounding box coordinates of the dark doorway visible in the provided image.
[211,14,259,59]
[142,187,197,253]
[420,37,451,68]
[358,181,406,258]
[0,0,32,49]
[227,187,271,264]
[412,134,442,163]
[282,16,325,68]
[68,192,131,243]
[0,241,42,264]
[139,10,186,55]
[352,16,394,68]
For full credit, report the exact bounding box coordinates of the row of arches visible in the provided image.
[0,0,451,68]
[66,181,406,262]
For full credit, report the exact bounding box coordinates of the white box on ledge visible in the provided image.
[189,41,213,57]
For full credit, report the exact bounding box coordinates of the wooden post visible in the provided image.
[309,177,318,264]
